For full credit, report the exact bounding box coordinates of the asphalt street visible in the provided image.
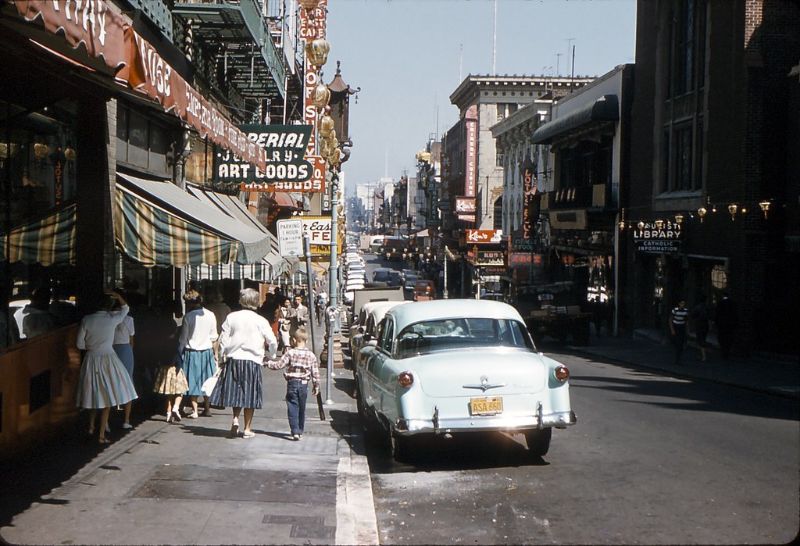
[354,254,799,544]
[363,349,800,545]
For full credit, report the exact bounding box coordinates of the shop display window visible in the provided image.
[1,98,80,351]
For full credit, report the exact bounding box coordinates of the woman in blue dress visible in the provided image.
[179,290,218,418]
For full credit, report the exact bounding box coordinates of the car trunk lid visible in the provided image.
[405,349,548,397]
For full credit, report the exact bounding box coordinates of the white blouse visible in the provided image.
[179,308,219,351]
[77,305,130,355]
[113,315,135,345]
[218,309,277,363]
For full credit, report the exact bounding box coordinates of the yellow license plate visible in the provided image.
[469,397,503,416]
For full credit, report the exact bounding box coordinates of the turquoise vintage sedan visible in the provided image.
[355,299,576,461]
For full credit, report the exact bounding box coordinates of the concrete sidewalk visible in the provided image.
[560,329,799,400]
[0,366,378,545]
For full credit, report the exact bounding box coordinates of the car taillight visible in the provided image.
[554,365,570,382]
[397,372,414,388]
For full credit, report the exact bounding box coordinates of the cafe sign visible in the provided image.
[632,220,682,254]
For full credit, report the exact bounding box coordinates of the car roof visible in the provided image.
[367,301,409,323]
[386,299,524,333]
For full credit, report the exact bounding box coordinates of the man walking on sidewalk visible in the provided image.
[670,299,689,365]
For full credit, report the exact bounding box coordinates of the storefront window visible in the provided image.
[1,98,80,351]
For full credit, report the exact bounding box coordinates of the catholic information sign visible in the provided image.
[632,221,682,254]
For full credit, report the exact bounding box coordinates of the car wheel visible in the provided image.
[524,428,552,458]
[356,382,382,438]
[389,430,410,462]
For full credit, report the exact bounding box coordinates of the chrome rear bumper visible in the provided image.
[395,410,576,436]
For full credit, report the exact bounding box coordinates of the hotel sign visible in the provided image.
[632,221,683,254]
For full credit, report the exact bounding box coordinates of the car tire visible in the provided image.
[389,430,410,462]
[524,428,552,458]
[356,382,382,438]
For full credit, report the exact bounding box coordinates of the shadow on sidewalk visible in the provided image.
[328,409,367,456]
[0,413,149,528]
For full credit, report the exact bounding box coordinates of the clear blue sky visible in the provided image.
[326,0,637,194]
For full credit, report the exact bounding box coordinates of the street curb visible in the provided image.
[565,345,800,401]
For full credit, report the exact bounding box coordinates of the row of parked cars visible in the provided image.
[370,267,435,301]
[346,295,577,462]
[343,248,366,304]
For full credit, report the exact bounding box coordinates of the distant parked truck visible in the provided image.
[366,235,384,253]
[381,236,406,261]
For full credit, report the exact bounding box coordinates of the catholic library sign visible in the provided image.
[632,221,682,254]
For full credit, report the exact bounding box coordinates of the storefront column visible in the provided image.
[75,97,113,312]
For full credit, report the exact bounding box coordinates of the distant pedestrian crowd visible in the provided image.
[75,286,320,445]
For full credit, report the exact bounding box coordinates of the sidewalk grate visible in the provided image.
[132,465,336,504]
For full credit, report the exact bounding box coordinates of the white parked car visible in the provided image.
[356,299,576,461]
[350,300,408,371]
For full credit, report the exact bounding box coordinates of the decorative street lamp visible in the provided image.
[759,200,771,219]
[305,38,330,68]
[727,203,738,221]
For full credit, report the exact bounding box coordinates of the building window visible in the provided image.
[669,0,707,97]
[661,120,703,193]
[116,104,172,177]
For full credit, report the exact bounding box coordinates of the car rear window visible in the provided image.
[395,318,535,358]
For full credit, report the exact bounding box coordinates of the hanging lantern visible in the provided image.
[637,221,645,230]
[318,114,335,137]
[33,140,49,161]
[312,82,330,110]
[727,203,738,221]
[697,207,707,223]
[618,220,626,231]
[759,200,771,219]
[654,219,664,230]
[674,214,684,225]
[64,146,76,161]
[305,38,330,68]
[328,148,341,168]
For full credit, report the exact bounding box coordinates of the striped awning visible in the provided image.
[1,203,77,266]
[115,173,271,267]
[188,262,271,282]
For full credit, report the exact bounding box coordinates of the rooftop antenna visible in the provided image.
[571,45,576,92]
[491,0,497,75]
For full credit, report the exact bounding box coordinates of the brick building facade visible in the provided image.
[623,0,800,355]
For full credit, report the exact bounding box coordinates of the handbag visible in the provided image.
[201,366,222,397]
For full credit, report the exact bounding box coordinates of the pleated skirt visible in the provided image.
[76,352,138,409]
[209,358,263,409]
[113,344,135,379]
[183,348,216,396]
[153,366,189,395]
